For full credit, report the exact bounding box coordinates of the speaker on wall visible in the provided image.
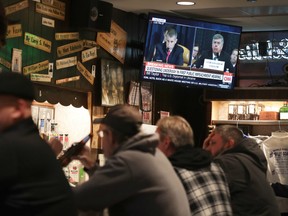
[70,0,113,32]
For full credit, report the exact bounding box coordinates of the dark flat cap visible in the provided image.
[94,104,142,136]
[0,72,35,100]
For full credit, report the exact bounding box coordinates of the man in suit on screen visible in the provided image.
[195,33,234,73]
[153,27,184,65]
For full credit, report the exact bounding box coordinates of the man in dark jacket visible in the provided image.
[153,27,184,65]
[0,72,78,216]
[74,105,190,216]
[203,125,280,216]
[0,1,77,214]
[156,116,233,215]
[195,33,234,72]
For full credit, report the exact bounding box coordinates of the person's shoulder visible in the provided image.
[155,42,164,49]
[200,49,211,56]
[221,51,231,58]
[213,153,242,169]
[175,44,184,52]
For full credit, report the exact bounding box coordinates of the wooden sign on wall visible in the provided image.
[24,32,52,53]
[5,0,29,16]
[97,21,127,64]
[7,24,22,39]
[23,60,49,75]
[35,2,65,21]
[77,61,95,85]
[57,40,83,58]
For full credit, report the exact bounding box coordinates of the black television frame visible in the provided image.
[141,13,242,90]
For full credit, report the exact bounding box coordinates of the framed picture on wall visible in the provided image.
[100,59,125,106]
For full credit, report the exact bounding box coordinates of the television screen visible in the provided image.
[141,13,242,89]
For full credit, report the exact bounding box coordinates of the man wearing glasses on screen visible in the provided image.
[195,33,235,73]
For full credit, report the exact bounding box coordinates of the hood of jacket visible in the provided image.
[219,137,267,172]
[113,132,159,155]
[168,145,212,170]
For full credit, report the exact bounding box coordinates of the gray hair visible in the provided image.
[213,125,244,145]
[213,33,224,44]
[156,116,194,147]
[166,27,178,39]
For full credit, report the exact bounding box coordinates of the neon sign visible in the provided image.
[239,38,288,60]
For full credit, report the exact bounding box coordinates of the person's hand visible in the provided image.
[203,131,215,150]
[47,137,63,156]
[72,146,95,169]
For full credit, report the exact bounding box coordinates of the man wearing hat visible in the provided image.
[0,72,77,215]
[73,104,190,216]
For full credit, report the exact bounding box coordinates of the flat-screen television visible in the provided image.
[141,13,242,89]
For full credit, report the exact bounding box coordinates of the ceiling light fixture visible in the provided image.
[247,0,257,2]
[176,1,195,6]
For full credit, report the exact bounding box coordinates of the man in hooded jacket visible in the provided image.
[203,125,280,216]
[73,105,190,216]
[156,116,233,215]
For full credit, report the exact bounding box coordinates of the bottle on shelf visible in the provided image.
[39,113,45,136]
[255,103,264,120]
[247,102,257,120]
[48,122,58,141]
[236,103,245,120]
[45,112,51,134]
[279,101,288,120]
[63,134,69,151]
[78,165,86,184]
[68,160,81,186]
[57,134,92,167]
[68,161,86,186]
[59,133,64,144]
[228,103,237,120]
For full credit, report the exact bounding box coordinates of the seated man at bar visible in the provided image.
[73,104,191,216]
[203,125,280,215]
[0,72,78,216]
[156,116,233,215]
[0,1,77,214]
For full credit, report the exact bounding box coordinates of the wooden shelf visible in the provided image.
[204,87,288,101]
[212,120,288,126]
[211,120,288,135]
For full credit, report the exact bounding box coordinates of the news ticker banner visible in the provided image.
[144,62,233,84]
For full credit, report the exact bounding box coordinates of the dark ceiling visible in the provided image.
[104,0,288,32]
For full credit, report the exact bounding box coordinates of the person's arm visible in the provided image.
[176,46,184,65]
[72,145,97,170]
[221,52,235,73]
[47,137,63,156]
[153,43,165,62]
[195,51,206,68]
[0,140,17,192]
[73,156,136,212]
[203,131,215,150]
